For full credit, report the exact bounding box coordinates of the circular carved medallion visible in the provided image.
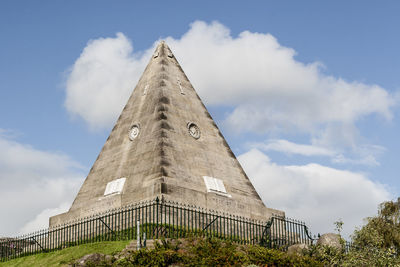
[129,124,140,140]
[187,122,200,139]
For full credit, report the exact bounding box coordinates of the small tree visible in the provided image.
[342,199,400,266]
[309,200,400,266]
[352,200,400,251]
[334,219,344,236]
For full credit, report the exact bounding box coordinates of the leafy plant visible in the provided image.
[334,219,343,235]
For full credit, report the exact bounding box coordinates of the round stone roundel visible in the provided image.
[187,122,200,139]
[129,124,140,140]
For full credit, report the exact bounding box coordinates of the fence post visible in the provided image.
[156,197,159,239]
[137,220,140,250]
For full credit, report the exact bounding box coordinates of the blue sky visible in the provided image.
[0,1,399,238]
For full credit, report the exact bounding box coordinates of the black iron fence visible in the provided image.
[0,197,315,262]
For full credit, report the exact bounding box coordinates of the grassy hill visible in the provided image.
[0,241,130,267]
[0,237,322,267]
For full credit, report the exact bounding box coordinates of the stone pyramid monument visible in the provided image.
[50,41,283,226]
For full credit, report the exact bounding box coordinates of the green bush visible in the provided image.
[102,237,322,267]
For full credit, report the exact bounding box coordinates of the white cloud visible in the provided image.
[64,33,151,130]
[165,21,394,131]
[0,131,84,236]
[19,202,71,234]
[64,21,396,132]
[64,21,395,162]
[332,147,385,166]
[253,139,335,157]
[238,149,392,238]
[251,138,384,166]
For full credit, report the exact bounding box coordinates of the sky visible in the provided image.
[0,1,399,239]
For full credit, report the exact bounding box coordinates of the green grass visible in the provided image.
[0,240,130,267]
[0,237,324,267]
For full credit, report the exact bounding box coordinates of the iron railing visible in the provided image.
[0,197,314,262]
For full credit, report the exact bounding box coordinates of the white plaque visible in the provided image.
[104,177,126,196]
[203,176,230,197]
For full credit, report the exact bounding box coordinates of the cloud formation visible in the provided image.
[169,22,393,117]
[64,33,151,130]
[252,139,335,157]
[19,203,71,234]
[64,21,395,159]
[170,22,393,133]
[238,149,392,238]
[251,138,385,166]
[0,131,84,236]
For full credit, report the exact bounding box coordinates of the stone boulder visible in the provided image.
[287,243,309,255]
[71,253,113,266]
[317,233,342,249]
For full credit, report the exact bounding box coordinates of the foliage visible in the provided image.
[115,237,322,267]
[352,200,400,251]
[305,200,400,266]
[334,218,343,235]
[306,243,345,266]
[244,243,322,267]
[342,246,399,266]
[307,242,400,266]
[0,240,129,267]
[342,200,400,266]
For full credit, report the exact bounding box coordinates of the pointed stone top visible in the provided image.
[156,40,165,48]
[153,40,174,59]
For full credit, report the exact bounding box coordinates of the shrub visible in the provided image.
[103,237,322,267]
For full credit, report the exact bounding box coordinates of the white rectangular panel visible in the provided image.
[203,176,230,197]
[215,179,227,194]
[104,177,126,196]
[203,176,217,192]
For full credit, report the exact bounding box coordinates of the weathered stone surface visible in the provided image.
[317,233,342,249]
[50,41,284,227]
[72,253,108,266]
[287,243,309,255]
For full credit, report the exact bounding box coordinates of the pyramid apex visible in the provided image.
[153,40,174,58]
[156,40,168,48]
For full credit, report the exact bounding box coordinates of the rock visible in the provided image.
[73,253,106,266]
[287,243,309,255]
[104,254,114,264]
[317,233,342,249]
